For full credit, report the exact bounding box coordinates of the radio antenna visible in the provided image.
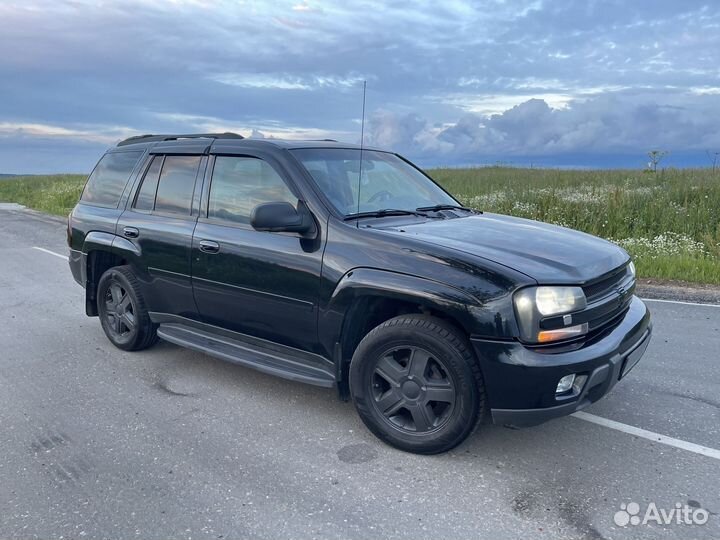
[356,80,366,227]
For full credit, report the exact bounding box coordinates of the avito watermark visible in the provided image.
[614,502,709,527]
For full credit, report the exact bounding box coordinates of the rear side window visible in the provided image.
[152,155,201,215]
[133,156,202,215]
[81,151,143,206]
[133,156,163,211]
[208,156,296,224]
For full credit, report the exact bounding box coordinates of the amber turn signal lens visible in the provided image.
[537,323,588,343]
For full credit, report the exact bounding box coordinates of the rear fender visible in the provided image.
[81,232,143,315]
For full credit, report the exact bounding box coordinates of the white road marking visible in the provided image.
[641,297,720,308]
[572,411,720,460]
[32,246,69,261]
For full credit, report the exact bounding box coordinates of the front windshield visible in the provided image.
[290,148,458,216]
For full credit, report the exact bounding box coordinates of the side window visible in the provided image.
[81,151,143,206]
[133,156,162,211]
[153,155,202,215]
[208,156,297,225]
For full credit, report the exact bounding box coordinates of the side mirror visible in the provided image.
[250,201,316,236]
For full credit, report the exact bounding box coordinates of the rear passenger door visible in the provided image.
[117,151,206,320]
[191,153,323,353]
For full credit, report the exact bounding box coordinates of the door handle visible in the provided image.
[123,226,139,238]
[199,240,220,254]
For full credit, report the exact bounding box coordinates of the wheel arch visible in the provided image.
[323,268,482,395]
[82,232,141,316]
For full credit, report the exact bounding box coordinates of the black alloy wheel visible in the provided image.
[103,280,136,340]
[350,315,485,454]
[97,265,157,351]
[370,346,456,433]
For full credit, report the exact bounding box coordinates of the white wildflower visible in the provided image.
[611,233,708,259]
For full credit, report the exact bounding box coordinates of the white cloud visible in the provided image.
[2,0,720,171]
[209,74,312,90]
[0,122,140,145]
[152,112,353,140]
[208,72,365,90]
[436,93,575,115]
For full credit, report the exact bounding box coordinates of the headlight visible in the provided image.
[535,286,586,316]
[513,286,588,344]
[628,260,636,278]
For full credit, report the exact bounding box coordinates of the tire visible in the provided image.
[97,265,158,351]
[349,314,485,454]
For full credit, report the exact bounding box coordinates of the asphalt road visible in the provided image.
[1,204,718,540]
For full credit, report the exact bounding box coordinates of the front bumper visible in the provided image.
[69,248,84,286]
[471,296,651,427]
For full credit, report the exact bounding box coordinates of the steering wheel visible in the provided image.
[367,190,393,204]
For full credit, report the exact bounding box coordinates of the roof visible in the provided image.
[116,132,244,146]
[114,132,383,153]
[211,138,379,151]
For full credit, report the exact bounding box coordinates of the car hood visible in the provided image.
[380,213,629,283]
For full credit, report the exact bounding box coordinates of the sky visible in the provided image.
[1,0,719,173]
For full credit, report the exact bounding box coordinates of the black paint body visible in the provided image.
[68,137,651,423]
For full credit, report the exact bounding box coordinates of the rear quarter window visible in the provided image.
[153,155,202,215]
[81,151,143,207]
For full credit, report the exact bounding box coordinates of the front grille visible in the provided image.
[583,264,631,302]
[539,263,636,343]
[582,265,636,333]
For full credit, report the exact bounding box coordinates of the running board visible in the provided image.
[156,323,336,387]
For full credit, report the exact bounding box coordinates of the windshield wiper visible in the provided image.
[343,208,429,221]
[415,204,480,213]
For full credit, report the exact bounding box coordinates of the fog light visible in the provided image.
[572,374,588,394]
[556,374,575,394]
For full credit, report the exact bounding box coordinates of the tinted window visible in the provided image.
[291,148,457,215]
[154,156,201,215]
[81,151,143,206]
[208,156,297,224]
[133,156,162,211]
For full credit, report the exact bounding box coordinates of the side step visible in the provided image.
[156,323,336,387]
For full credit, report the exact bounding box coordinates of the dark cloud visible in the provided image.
[367,91,720,166]
[0,1,719,172]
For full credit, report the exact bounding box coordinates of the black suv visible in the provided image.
[68,132,652,454]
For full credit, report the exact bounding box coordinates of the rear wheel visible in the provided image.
[97,266,157,351]
[349,315,485,454]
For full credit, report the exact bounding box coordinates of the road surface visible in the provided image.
[1,204,718,539]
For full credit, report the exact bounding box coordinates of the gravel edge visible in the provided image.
[636,280,720,305]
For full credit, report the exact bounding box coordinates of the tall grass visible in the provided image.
[1,168,718,283]
[430,167,720,284]
[0,174,86,216]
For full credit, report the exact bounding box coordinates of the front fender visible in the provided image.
[319,268,482,358]
[331,267,481,313]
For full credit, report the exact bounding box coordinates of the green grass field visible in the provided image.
[1,168,718,284]
[0,174,86,216]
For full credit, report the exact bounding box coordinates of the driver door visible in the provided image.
[191,153,324,353]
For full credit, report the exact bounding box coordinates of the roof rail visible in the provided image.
[117,132,244,147]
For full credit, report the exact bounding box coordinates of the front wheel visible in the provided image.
[349,315,485,454]
[97,265,157,351]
